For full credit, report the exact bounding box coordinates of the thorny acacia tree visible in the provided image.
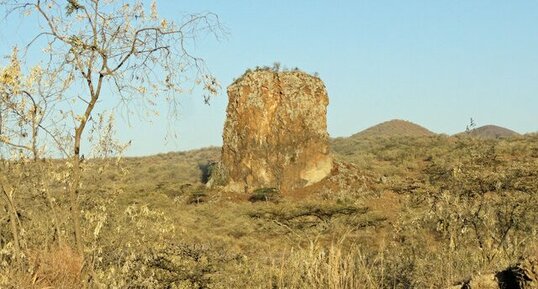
[1,0,223,256]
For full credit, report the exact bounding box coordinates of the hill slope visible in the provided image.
[351,119,435,138]
[460,125,520,139]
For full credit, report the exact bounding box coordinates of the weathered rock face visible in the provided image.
[220,69,332,193]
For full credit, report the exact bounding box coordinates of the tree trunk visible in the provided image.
[43,186,62,246]
[69,155,84,257]
[1,184,21,260]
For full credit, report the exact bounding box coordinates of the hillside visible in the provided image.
[351,119,435,138]
[331,119,436,159]
[2,135,538,288]
[460,125,520,139]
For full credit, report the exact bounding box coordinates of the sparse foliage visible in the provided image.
[466,117,477,133]
[1,1,224,286]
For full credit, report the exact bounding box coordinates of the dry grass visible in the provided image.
[1,135,537,288]
[1,245,83,289]
[270,243,383,289]
[28,245,84,289]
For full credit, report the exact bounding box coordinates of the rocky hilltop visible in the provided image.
[219,69,332,193]
[352,119,435,138]
[461,124,520,139]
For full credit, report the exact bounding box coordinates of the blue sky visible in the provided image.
[1,1,537,156]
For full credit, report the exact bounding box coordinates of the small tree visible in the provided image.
[1,0,223,256]
[0,47,66,259]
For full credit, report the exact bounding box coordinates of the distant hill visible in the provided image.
[351,119,435,138]
[458,125,520,139]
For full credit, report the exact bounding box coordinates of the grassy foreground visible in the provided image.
[1,135,537,288]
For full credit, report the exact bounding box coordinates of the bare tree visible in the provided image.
[1,0,223,257]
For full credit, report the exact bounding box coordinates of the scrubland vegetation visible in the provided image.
[1,134,537,288]
[0,1,536,288]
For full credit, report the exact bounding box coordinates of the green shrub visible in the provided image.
[188,190,208,204]
[205,161,228,188]
[249,187,280,203]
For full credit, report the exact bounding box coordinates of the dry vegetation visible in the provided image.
[3,1,534,287]
[1,1,536,287]
[1,134,537,288]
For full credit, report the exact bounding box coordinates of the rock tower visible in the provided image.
[220,69,332,193]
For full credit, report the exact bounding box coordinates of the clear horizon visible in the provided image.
[1,1,537,156]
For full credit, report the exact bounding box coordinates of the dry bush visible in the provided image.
[0,245,83,289]
[28,245,84,289]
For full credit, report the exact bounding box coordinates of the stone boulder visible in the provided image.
[219,69,332,193]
